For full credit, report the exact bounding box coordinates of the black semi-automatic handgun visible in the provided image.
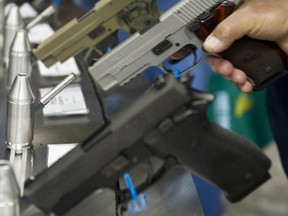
[22,74,271,215]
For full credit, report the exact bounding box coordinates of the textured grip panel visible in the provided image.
[219,37,287,90]
[197,120,271,202]
[147,112,272,202]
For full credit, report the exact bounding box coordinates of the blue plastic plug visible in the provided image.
[123,173,148,215]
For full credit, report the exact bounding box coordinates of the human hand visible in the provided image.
[204,0,288,92]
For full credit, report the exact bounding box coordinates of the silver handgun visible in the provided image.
[89,0,288,91]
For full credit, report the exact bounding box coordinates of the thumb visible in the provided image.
[203,9,252,53]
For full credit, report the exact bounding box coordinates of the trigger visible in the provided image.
[169,44,197,63]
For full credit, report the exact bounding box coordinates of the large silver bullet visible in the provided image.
[0,160,20,216]
[7,29,31,89]
[6,73,35,154]
[4,5,23,68]
[6,73,76,154]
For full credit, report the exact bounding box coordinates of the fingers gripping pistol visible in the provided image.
[22,75,271,215]
[32,0,162,67]
[89,0,288,91]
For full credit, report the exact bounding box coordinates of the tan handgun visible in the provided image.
[33,0,161,67]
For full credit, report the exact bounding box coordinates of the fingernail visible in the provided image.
[204,35,224,53]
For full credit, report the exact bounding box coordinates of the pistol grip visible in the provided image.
[147,114,272,202]
[219,37,288,90]
[198,120,271,202]
[196,2,288,90]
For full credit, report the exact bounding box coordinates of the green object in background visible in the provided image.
[207,74,273,148]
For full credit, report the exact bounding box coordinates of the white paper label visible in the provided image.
[37,57,81,77]
[40,84,89,116]
[28,23,55,44]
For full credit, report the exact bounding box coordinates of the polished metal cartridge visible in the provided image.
[4,5,24,67]
[6,74,35,154]
[7,29,31,89]
[0,160,20,216]
[6,73,76,154]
